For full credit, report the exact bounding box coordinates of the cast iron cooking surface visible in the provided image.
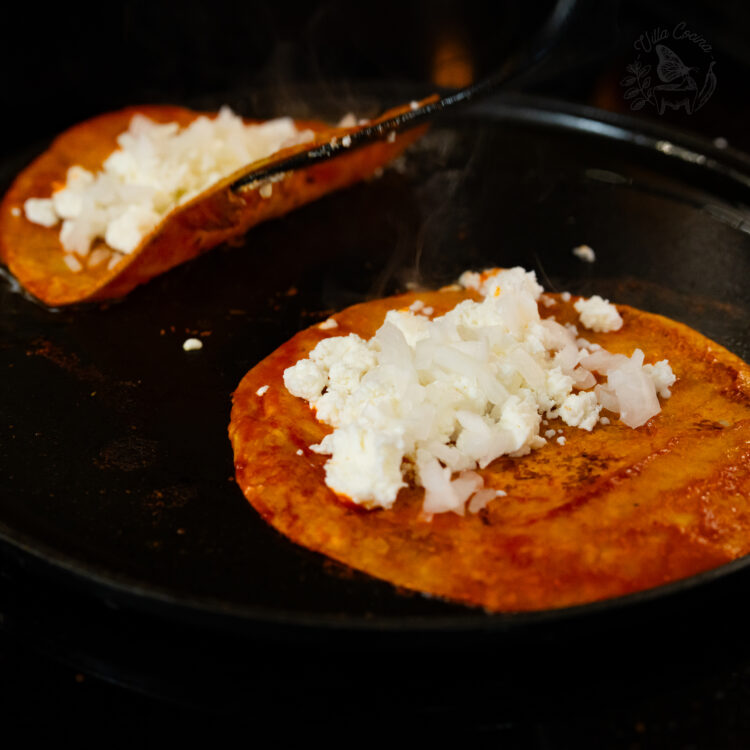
[1,94,749,633]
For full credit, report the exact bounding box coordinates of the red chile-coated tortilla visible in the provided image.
[229,289,750,612]
[0,103,426,306]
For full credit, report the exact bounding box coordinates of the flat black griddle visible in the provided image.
[1,93,749,650]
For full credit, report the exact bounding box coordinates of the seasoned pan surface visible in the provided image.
[1,94,749,633]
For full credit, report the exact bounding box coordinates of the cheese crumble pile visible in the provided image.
[23,108,313,270]
[283,268,676,515]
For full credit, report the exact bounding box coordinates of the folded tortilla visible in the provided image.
[0,103,424,305]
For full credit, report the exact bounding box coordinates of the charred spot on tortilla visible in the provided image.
[228,268,750,613]
[0,103,425,306]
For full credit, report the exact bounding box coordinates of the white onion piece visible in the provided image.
[508,347,546,389]
[607,362,660,428]
[571,367,596,389]
[420,457,484,515]
[537,318,577,350]
[594,384,620,413]
[455,411,516,468]
[468,488,499,514]
[555,342,580,372]
[580,350,630,374]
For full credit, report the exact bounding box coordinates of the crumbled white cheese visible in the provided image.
[10,207,20,217]
[458,270,480,290]
[341,135,352,148]
[283,267,675,514]
[310,334,377,398]
[382,309,430,347]
[182,337,203,351]
[561,291,571,302]
[283,358,327,402]
[644,360,676,398]
[23,198,57,227]
[469,266,544,301]
[559,392,601,431]
[256,385,269,396]
[312,426,406,507]
[572,244,596,263]
[574,295,623,332]
[24,108,310,265]
[319,318,338,330]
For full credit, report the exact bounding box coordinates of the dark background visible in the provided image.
[3,0,749,151]
[2,0,750,743]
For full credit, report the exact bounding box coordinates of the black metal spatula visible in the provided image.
[231,0,580,193]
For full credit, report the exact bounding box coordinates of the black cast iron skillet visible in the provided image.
[1,91,750,704]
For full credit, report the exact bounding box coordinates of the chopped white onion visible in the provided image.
[283,267,676,515]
